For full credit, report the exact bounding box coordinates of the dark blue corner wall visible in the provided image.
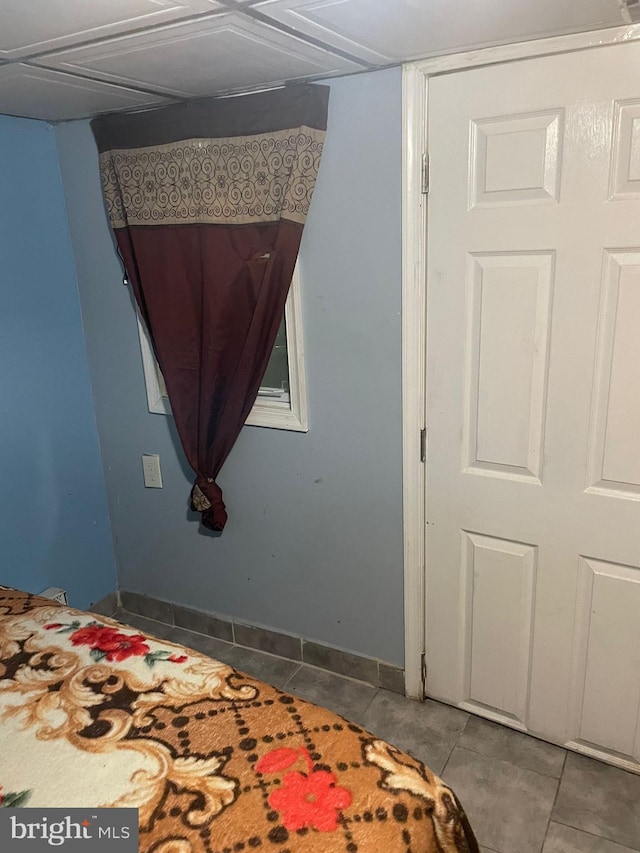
[0,114,116,607]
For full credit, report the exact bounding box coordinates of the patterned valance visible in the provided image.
[99,125,325,228]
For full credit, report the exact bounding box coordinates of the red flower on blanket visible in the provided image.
[100,633,151,663]
[256,746,352,832]
[44,620,188,668]
[270,769,352,831]
[70,625,151,661]
[70,625,124,649]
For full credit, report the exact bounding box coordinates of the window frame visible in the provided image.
[136,262,308,432]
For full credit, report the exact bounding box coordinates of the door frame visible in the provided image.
[402,21,640,700]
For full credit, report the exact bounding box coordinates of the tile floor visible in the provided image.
[117,609,640,853]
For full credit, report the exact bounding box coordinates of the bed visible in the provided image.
[0,587,478,852]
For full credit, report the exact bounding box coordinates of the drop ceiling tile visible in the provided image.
[255,0,625,63]
[34,12,364,97]
[0,0,225,60]
[1,2,224,61]
[0,64,171,121]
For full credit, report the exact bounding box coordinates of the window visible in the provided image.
[136,262,308,432]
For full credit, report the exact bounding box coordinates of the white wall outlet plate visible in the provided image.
[40,586,68,605]
[142,453,163,488]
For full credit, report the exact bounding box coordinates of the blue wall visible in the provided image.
[55,68,404,664]
[0,115,117,608]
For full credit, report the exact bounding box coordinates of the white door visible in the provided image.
[426,41,640,770]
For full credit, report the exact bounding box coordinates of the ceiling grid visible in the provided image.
[0,0,627,121]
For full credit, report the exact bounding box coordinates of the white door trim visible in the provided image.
[401,22,640,700]
[402,62,428,699]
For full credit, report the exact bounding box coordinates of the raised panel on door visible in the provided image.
[610,100,640,199]
[587,250,640,498]
[463,252,554,482]
[569,557,640,762]
[461,532,536,726]
[470,111,563,207]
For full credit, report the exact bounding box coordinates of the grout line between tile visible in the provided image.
[439,738,460,779]
[281,663,303,690]
[359,687,379,720]
[540,748,567,850]
[450,743,568,781]
[446,744,566,788]
[449,713,570,782]
[235,646,300,663]
[438,710,474,778]
[549,820,640,853]
[172,624,235,645]
[458,714,472,738]
[298,661,380,689]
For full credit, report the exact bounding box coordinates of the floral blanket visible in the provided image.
[0,587,478,852]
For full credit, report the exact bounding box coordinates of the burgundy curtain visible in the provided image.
[92,85,329,532]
